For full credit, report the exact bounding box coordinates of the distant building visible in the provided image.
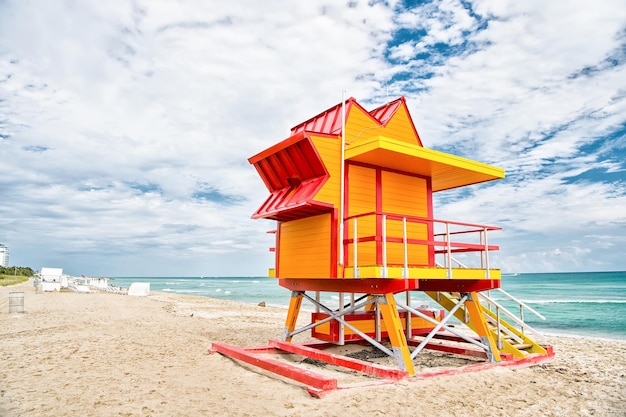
[39,267,63,291]
[0,244,9,267]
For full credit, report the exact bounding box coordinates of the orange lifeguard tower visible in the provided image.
[212,96,553,396]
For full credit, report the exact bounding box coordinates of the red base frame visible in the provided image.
[210,340,555,398]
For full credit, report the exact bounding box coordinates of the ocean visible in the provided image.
[111,271,626,341]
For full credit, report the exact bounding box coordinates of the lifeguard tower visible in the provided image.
[212,96,553,396]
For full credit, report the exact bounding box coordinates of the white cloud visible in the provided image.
[390,0,626,272]
[0,0,399,276]
[1,0,625,275]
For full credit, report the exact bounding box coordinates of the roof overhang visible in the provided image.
[345,135,504,192]
[249,132,333,221]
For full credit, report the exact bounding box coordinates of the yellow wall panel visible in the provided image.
[345,106,379,144]
[407,243,429,265]
[348,165,376,216]
[382,171,428,217]
[346,165,377,266]
[346,241,377,267]
[380,105,420,146]
[383,220,427,240]
[278,213,331,278]
[385,242,429,265]
[346,214,376,241]
[382,171,430,265]
[311,136,341,206]
[347,165,377,237]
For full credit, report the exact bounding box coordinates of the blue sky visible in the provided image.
[1,0,625,277]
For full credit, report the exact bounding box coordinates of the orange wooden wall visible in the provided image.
[381,171,430,266]
[378,105,420,145]
[346,165,377,266]
[275,100,434,277]
[310,135,341,206]
[278,213,332,278]
[346,164,432,269]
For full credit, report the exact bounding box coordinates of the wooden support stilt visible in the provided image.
[377,293,415,376]
[284,291,303,342]
[463,292,501,362]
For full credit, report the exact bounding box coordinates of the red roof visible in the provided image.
[248,132,332,221]
[290,98,357,136]
[249,97,423,221]
[290,96,420,146]
[369,97,404,124]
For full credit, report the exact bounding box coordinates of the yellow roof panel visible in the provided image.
[345,136,504,192]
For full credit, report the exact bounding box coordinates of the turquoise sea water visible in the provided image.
[112,271,626,341]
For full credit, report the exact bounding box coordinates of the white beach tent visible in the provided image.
[128,282,150,296]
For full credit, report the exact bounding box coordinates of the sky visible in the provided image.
[1,0,625,277]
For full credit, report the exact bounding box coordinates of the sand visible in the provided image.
[1,280,625,417]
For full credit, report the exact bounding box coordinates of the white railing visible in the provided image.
[479,289,546,343]
[345,212,500,278]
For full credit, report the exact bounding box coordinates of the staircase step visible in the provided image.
[512,343,533,350]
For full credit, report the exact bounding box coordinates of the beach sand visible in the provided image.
[1,280,624,417]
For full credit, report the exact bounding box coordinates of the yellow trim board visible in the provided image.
[345,135,505,192]
[342,266,501,280]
